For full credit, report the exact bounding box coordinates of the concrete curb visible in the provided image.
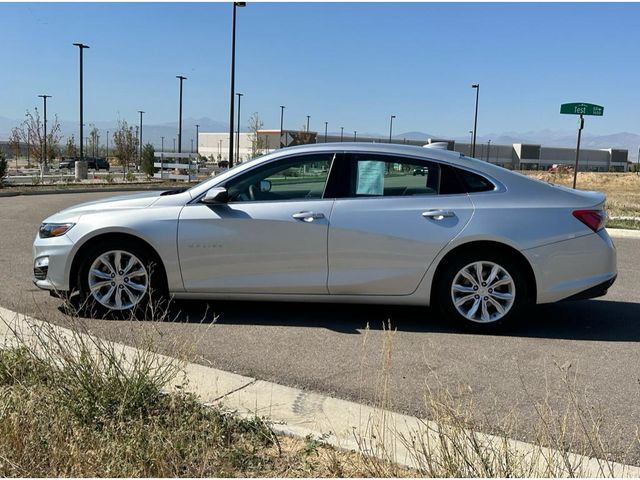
[607,228,640,239]
[0,306,638,476]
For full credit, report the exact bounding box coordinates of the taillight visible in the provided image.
[572,209,606,232]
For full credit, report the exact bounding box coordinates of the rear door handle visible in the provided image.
[292,211,325,222]
[422,209,455,220]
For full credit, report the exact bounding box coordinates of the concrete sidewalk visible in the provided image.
[1,304,638,477]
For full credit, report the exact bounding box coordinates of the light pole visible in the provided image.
[487,139,491,162]
[161,136,165,179]
[106,130,109,158]
[38,95,51,169]
[195,124,200,155]
[138,110,144,170]
[471,83,480,157]
[228,1,246,167]
[340,127,344,142]
[236,92,243,164]
[73,43,89,165]
[176,75,186,153]
[279,105,285,147]
[389,115,396,144]
[354,131,357,142]
[324,121,328,143]
[306,115,310,132]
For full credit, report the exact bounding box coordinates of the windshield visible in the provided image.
[186,154,267,192]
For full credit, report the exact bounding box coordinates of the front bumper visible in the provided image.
[523,229,617,304]
[32,233,76,292]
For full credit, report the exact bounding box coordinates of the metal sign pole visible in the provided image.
[572,114,584,189]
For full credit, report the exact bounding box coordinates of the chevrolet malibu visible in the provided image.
[33,143,616,329]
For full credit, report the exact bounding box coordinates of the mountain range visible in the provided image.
[2,116,638,161]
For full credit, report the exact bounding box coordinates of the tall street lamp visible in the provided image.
[340,127,344,142]
[324,122,328,143]
[38,95,51,168]
[176,75,187,153]
[228,1,246,167]
[138,110,144,169]
[471,83,480,157]
[279,105,285,147]
[389,115,396,144]
[353,131,357,142]
[106,130,109,158]
[306,115,310,132]
[487,139,491,162]
[73,43,89,164]
[195,124,200,155]
[236,92,243,164]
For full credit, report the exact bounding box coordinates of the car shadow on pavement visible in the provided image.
[164,298,640,342]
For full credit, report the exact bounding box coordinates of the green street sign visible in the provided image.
[560,102,604,116]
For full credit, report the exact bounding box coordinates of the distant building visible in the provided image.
[196,132,629,172]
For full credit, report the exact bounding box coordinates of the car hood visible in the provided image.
[43,191,163,223]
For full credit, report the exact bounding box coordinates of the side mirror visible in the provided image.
[201,187,229,204]
[260,179,272,193]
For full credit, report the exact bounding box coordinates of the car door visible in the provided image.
[327,153,474,295]
[178,152,336,294]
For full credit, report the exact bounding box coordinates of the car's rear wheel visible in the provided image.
[437,251,529,330]
[76,240,167,318]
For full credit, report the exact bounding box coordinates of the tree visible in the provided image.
[112,120,138,179]
[141,143,155,177]
[21,108,62,168]
[248,112,265,158]
[65,135,78,158]
[89,124,100,157]
[9,127,21,169]
[0,152,7,186]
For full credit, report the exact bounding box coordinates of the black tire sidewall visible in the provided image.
[437,251,529,331]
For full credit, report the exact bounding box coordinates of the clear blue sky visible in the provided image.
[1,2,639,136]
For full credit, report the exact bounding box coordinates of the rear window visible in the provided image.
[455,168,495,193]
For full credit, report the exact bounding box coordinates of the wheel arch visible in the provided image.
[69,231,169,293]
[430,240,537,305]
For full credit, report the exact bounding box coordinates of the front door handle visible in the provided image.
[422,209,455,220]
[292,211,325,222]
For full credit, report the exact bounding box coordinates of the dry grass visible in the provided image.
[526,171,640,220]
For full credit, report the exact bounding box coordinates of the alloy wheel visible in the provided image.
[450,261,516,323]
[87,250,149,311]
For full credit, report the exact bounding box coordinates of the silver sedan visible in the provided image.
[33,143,616,329]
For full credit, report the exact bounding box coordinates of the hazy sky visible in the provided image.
[1,2,639,136]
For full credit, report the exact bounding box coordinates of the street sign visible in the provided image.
[560,103,604,116]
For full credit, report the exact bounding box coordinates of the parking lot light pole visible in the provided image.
[73,43,89,164]
[354,131,357,142]
[279,105,285,147]
[389,115,396,144]
[471,83,480,157]
[38,95,51,168]
[236,92,243,164]
[138,110,144,169]
[195,124,200,155]
[340,127,344,142]
[176,75,186,153]
[324,122,328,143]
[306,115,310,132]
[106,130,109,158]
[160,136,165,179]
[228,2,246,167]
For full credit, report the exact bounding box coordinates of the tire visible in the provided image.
[436,250,530,331]
[76,240,167,319]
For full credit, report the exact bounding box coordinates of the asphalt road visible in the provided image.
[1,191,639,464]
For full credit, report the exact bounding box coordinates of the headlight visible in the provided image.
[39,223,75,238]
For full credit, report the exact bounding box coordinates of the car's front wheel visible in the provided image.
[76,241,166,318]
[437,252,529,330]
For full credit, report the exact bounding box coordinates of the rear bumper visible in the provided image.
[563,274,617,301]
[523,229,617,304]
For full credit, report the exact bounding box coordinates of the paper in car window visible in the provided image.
[356,161,385,195]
